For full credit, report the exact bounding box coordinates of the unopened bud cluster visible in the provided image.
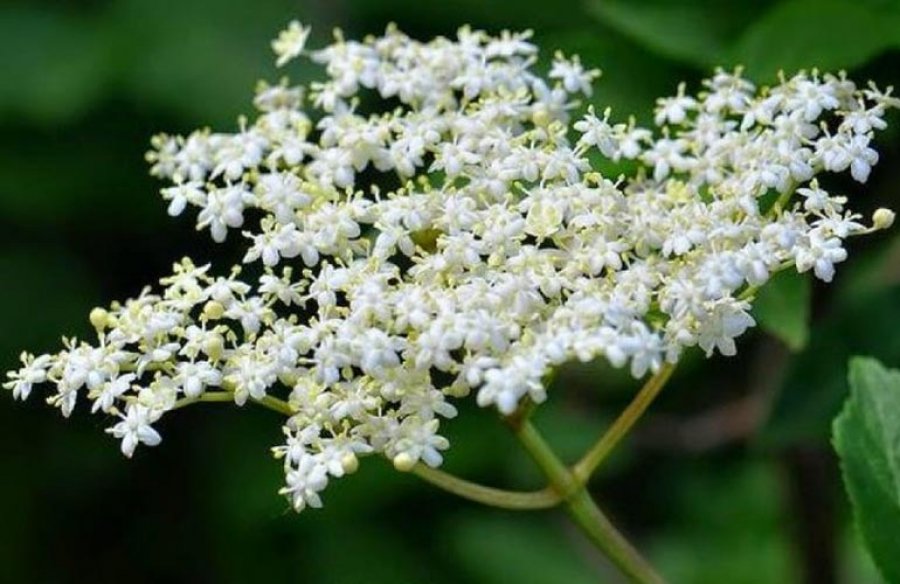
[5,22,897,512]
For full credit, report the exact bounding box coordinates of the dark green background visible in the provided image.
[1,0,899,582]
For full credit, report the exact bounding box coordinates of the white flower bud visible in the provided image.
[89,308,110,331]
[202,301,226,320]
[340,452,359,475]
[204,334,225,361]
[392,452,416,472]
[872,208,895,231]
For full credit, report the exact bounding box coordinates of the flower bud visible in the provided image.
[341,452,359,475]
[204,334,225,361]
[202,301,226,321]
[873,208,895,230]
[531,106,552,128]
[392,452,416,472]
[89,308,110,331]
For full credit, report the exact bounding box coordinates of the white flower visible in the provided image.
[197,185,251,242]
[161,182,206,217]
[272,21,311,67]
[280,455,328,511]
[795,231,848,282]
[846,134,879,183]
[390,417,450,468]
[91,373,136,413]
[575,113,619,158]
[549,53,600,96]
[696,301,755,357]
[3,353,51,401]
[256,172,311,224]
[477,357,546,414]
[174,361,222,398]
[107,405,163,458]
[655,83,697,125]
[796,180,832,212]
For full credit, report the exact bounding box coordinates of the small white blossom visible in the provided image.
[107,405,163,458]
[3,353,51,401]
[549,52,600,96]
[272,21,311,67]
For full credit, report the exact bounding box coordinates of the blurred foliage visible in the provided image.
[588,0,900,77]
[762,246,900,447]
[753,271,812,352]
[648,459,797,583]
[0,0,898,583]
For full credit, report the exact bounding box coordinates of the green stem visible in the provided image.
[172,391,234,410]
[410,463,561,510]
[512,420,666,584]
[573,363,675,484]
[737,259,794,301]
[771,181,797,215]
[176,390,562,511]
[171,390,295,416]
[254,394,295,416]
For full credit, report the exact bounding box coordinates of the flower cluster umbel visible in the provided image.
[5,22,897,512]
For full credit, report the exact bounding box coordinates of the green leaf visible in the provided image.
[732,0,900,80]
[752,271,811,351]
[833,357,900,583]
[585,0,769,68]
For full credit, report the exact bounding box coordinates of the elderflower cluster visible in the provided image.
[5,22,897,512]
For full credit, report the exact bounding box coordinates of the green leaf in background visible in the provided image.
[0,7,112,123]
[309,521,441,584]
[833,358,900,583]
[587,0,900,82]
[732,0,900,79]
[585,0,769,69]
[762,284,900,448]
[834,232,900,309]
[753,271,811,351]
[107,0,311,127]
[0,248,96,363]
[648,461,797,584]
[449,513,608,584]
[344,0,589,34]
[539,28,687,127]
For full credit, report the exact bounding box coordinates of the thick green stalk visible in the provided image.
[513,420,666,584]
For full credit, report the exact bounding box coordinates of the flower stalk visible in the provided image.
[512,419,666,584]
[573,363,675,483]
[410,463,560,510]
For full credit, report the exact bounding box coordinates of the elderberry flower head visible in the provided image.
[5,22,898,513]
